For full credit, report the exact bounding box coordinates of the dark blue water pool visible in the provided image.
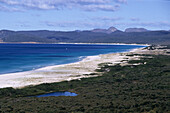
[35,92,78,97]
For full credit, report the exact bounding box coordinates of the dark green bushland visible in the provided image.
[0,55,169,113]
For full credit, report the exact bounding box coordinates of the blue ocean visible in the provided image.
[0,44,146,74]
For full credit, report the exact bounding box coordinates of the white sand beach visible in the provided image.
[0,47,150,89]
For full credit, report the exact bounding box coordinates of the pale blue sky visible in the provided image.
[0,0,169,31]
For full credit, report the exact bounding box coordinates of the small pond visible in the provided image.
[34,92,78,97]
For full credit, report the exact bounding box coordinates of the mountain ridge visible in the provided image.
[90,27,118,34]
[0,27,170,45]
[125,28,149,32]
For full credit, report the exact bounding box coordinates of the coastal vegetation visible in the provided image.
[0,46,169,112]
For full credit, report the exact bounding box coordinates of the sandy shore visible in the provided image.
[0,47,151,89]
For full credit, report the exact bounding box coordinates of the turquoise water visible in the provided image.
[0,44,146,74]
[34,92,78,97]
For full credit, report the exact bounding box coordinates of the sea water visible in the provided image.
[0,43,146,75]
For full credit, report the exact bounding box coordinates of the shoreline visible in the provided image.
[0,42,150,46]
[0,46,147,89]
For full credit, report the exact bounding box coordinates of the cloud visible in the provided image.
[43,20,109,29]
[130,18,140,22]
[113,21,170,29]
[138,21,170,27]
[81,4,120,11]
[115,0,127,3]
[0,0,126,12]
[15,23,31,28]
[93,16,123,21]
[44,20,170,29]
[0,4,23,11]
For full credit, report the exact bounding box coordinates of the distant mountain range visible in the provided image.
[0,27,170,45]
[125,28,149,32]
[90,27,118,34]
[90,27,149,33]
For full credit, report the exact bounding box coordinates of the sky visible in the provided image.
[0,0,169,31]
